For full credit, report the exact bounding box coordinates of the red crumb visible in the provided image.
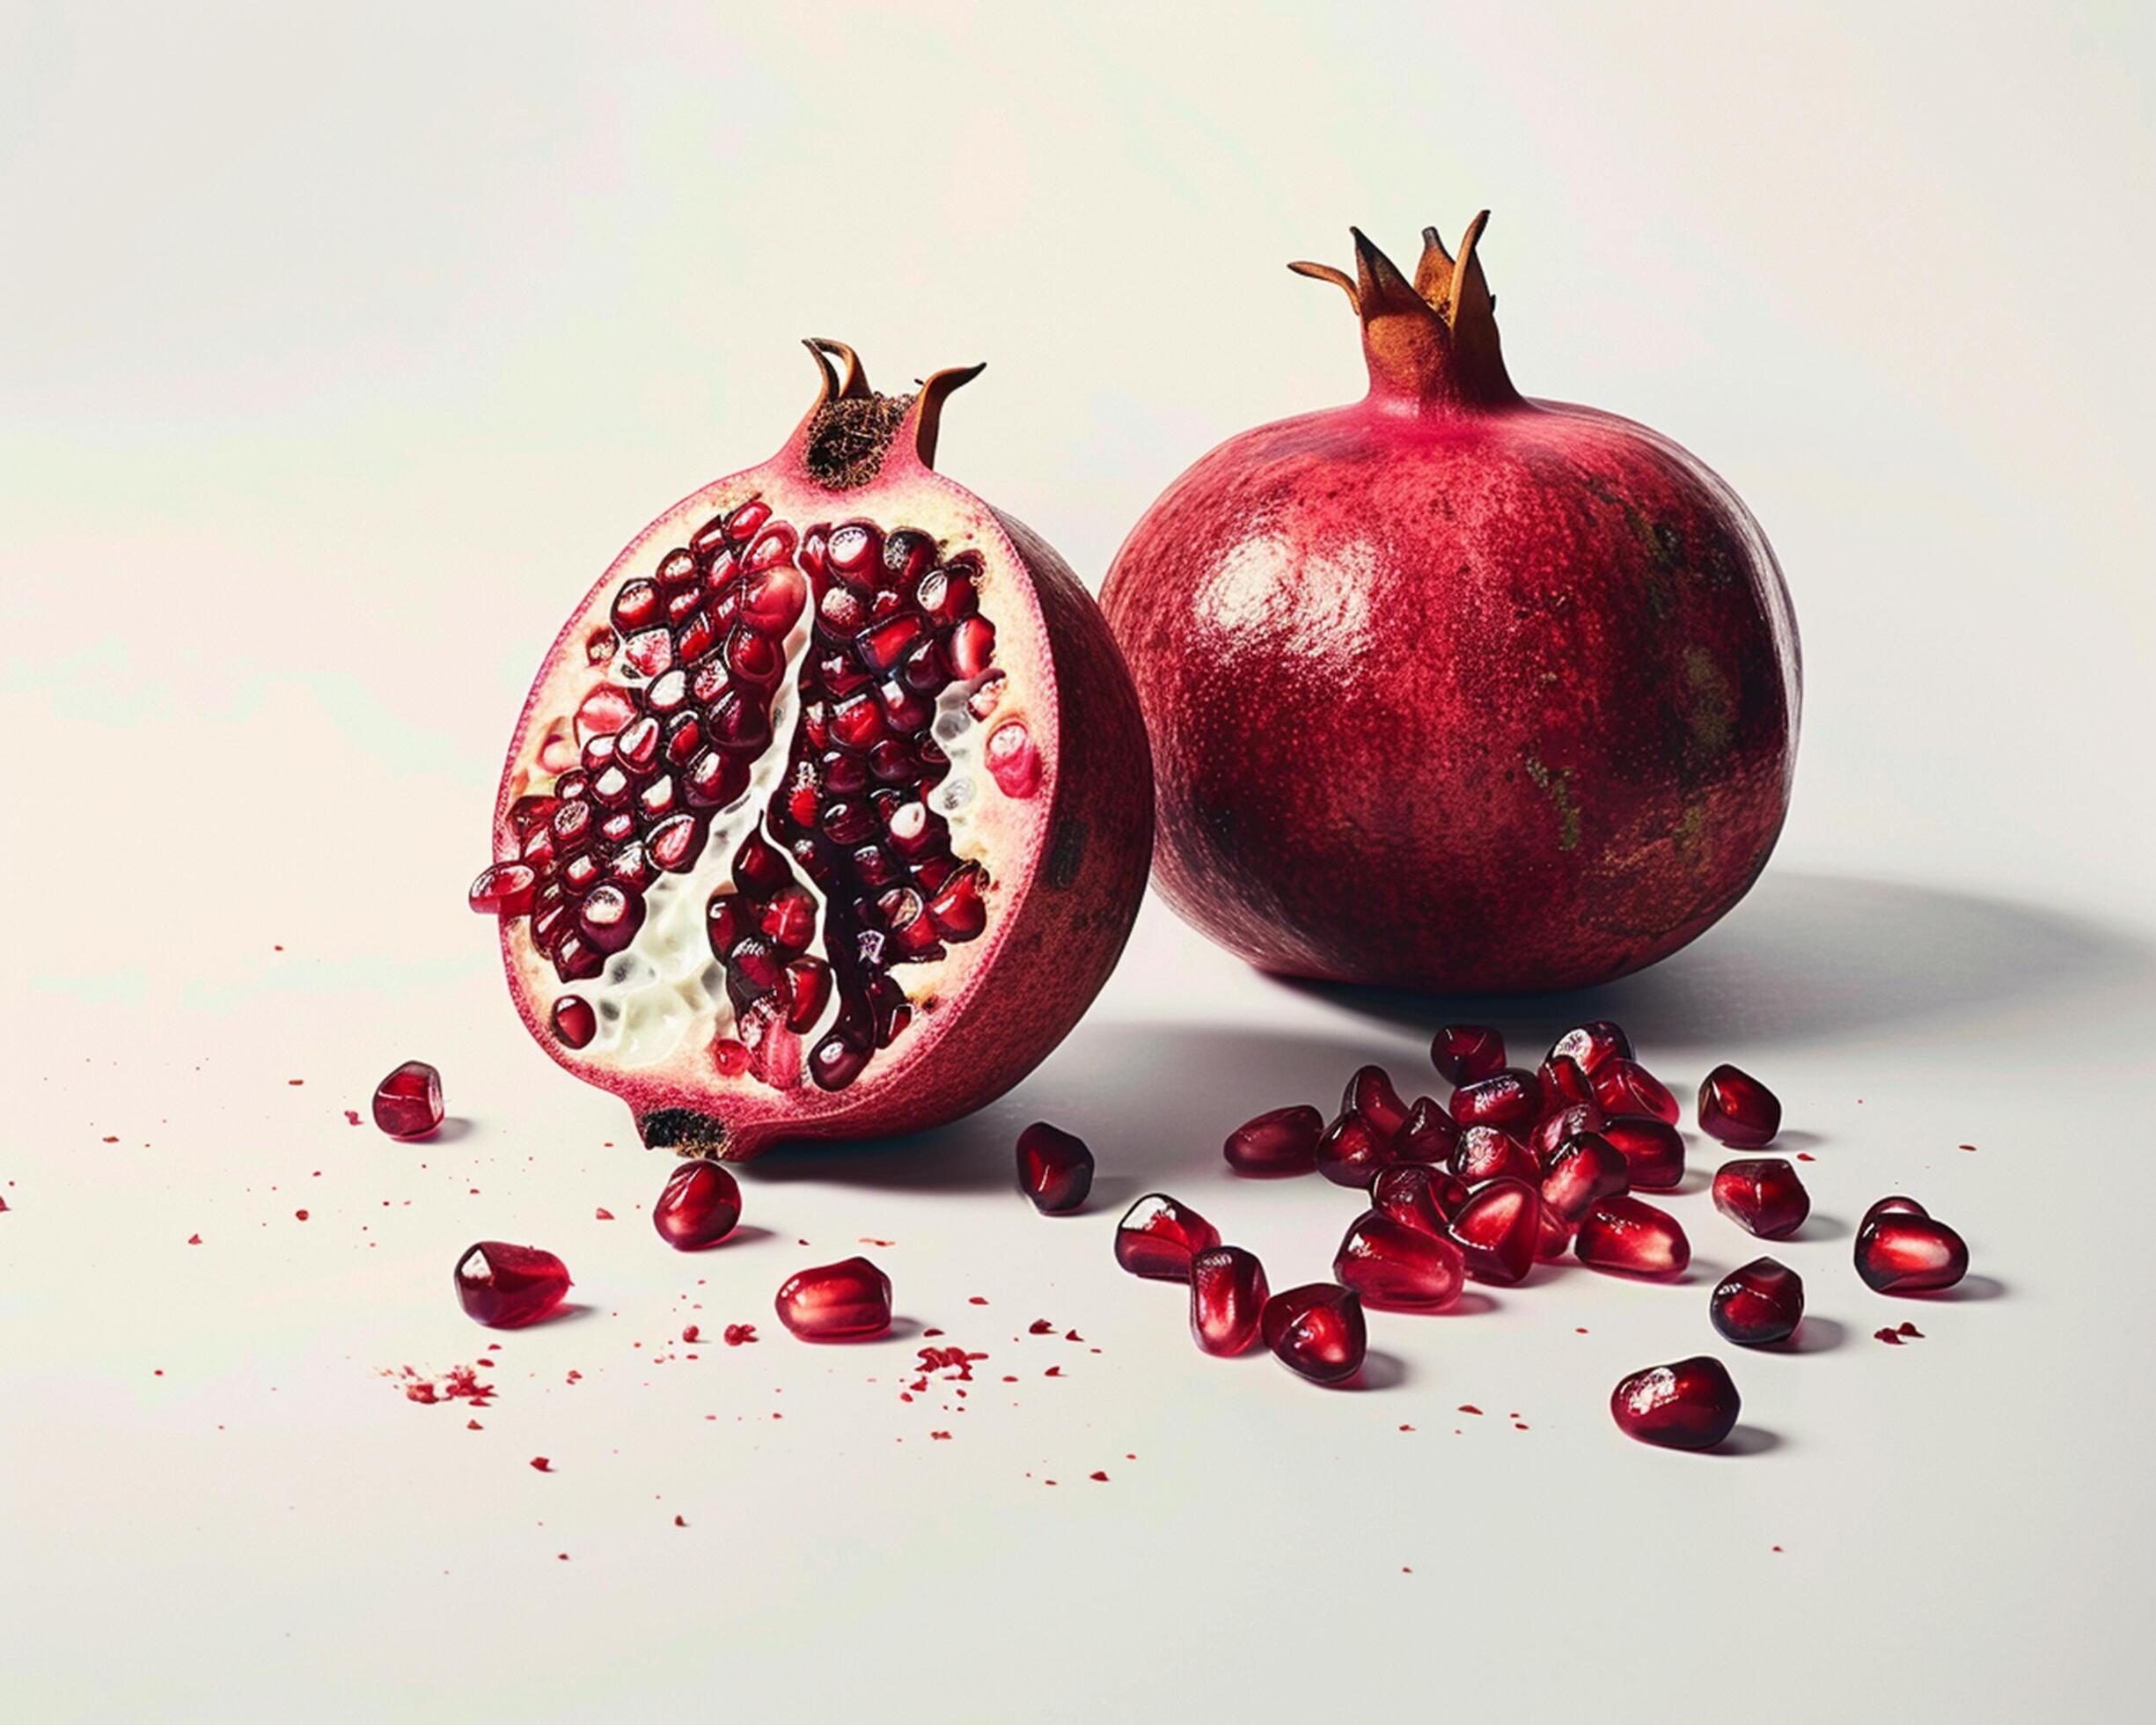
[1399,1424,1415,1432]
[1028,1318,1055,1335]
[917,1347,988,1381]
[101,1134,119,1143]
[1044,1366,1064,1377]
[344,1111,362,1126]
[968,1296,988,1305]
[930,1430,953,1441]
[1458,1405,1483,1415]
[674,1515,686,1527]
[187,1233,202,1245]
[1796,1151,1815,1162]
[1065,1330,1084,1342]
[294,1209,309,1222]
[681,1325,700,1344]
[921,1327,945,1338]
[530,1457,552,1472]
[1898,1320,1925,1338]
[594,1208,614,1221]
[722,1325,758,1347]
[1874,1328,1905,1345]
[1959,1143,1976,1152]
[390,1364,495,1407]
[860,1237,896,1246]
[1772,1545,1784,1552]
[1089,1471,1109,1482]
[288,1079,304,1086]
[466,1420,482,1430]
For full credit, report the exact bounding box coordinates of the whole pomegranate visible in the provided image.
[1102,216,1799,991]
[470,341,1151,1157]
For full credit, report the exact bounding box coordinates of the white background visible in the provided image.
[4,3,2152,1720]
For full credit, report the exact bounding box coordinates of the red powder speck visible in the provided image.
[1898,1320,1925,1338]
[288,1079,304,1087]
[390,1364,496,1407]
[530,1457,553,1472]
[1065,1330,1084,1342]
[1796,1151,1815,1162]
[921,1326,944,1338]
[1574,1327,1588,1334]
[1459,1404,1483,1415]
[930,1430,953,1441]
[681,1325,700,1343]
[557,1552,568,1561]
[101,1135,119,1143]
[294,1209,309,1222]
[722,1325,758,1347]
[1772,1545,1784,1552]
[187,1232,202,1245]
[967,1296,988,1305]
[594,1208,614,1221]
[1089,1471,1109,1482]
[1513,1422,1529,1431]
[1399,1424,1415,1432]
[1044,1366,1064,1377]
[466,1420,482,1430]
[1874,1328,1905,1346]
[860,1237,896,1246]
[1027,1318,1055,1335]
[917,1346,987,1381]
[674,1515,686,1527]
[344,1110,361,1127]
[1959,1143,1977,1152]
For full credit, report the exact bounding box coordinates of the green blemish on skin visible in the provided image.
[1523,754,1583,853]
[1683,649,1735,754]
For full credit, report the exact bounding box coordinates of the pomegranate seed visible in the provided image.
[809,1032,870,1092]
[1316,1111,1392,1187]
[1334,1210,1466,1310]
[1189,1246,1270,1356]
[454,1241,570,1329]
[1447,1178,1542,1285]
[774,1256,891,1340]
[782,958,831,1032]
[1262,1283,1368,1384]
[647,811,706,873]
[925,866,987,940]
[468,862,536,917]
[1592,1059,1680,1126]
[1451,1124,1539,1187]
[1016,1123,1094,1214]
[1536,1054,1595,1112]
[372,1061,444,1139]
[1698,1063,1782,1148]
[1343,1064,1410,1141]
[577,882,645,954]
[1392,1096,1460,1164]
[947,615,997,679]
[984,720,1040,797]
[1222,1104,1323,1176]
[1600,1114,1685,1189]
[1861,1194,1929,1229]
[1528,1101,1605,1171]
[1540,1130,1631,1225]
[1610,1356,1741,1450]
[1575,1195,1690,1279]
[1548,1019,1633,1075]
[1711,1257,1804,1346]
[652,1159,743,1250]
[916,566,977,623]
[825,521,883,586]
[1370,1163,1469,1235]
[1712,1157,1810,1239]
[1451,1068,1542,1132]
[1114,1193,1221,1281]
[740,563,806,635]
[612,578,662,631]
[1855,1214,1969,1293]
[1430,1024,1505,1085]
[724,499,770,540]
[549,995,596,1048]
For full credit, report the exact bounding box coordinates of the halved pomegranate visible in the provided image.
[473,343,1151,1157]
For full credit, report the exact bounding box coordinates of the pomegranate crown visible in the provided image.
[1290,213,1519,408]
[794,337,983,488]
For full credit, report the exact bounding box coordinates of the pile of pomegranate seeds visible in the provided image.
[1016,1122,1094,1214]
[371,1060,443,1139]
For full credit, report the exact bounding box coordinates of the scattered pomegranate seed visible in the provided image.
[1536,1054,1595,1112]
[1343,1064,1411,1141]
[1369,1163,1468,1236]
[1598,1113,1685,1189]
[1698,1063,1782,1147]
[1610,1356,1742,1450]
[454,1241,571,1329]
[1315,1110,1393,1187]
[1855,1213,1969,1294]
[371,1061,444,1140]
[1447,1178,1542,1285]
[1539,1130,1631,1225]
[1392,1095,1460,1164]
[1223,1105,1324,1176]
[652,1159,742,1251]
[1711,1257,1804,1346]
[1431,1024,1505,1086]
[1262,1283,1368,1384]
[1451,1068,1542,1132]
[774,1257,892,1340]
[1712,1157,1810,1239]
[1189,1246,1270,1355]
[1590,1058,1679,1126]
[1016,1122,1094,1214]
[1450,1124,1539,1187]
[1113,1193,1221,1281]
[467,862,536,916]
[1574,1195,1690,1279]
[1334,1211,1466,1310]
[1547,1020,1633,1076]
[1528,1100,1605,1170]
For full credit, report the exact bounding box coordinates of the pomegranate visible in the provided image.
[1711,1257,1804,1347]
[1223,1105,1324,1176]
[1333,1210,1467,1310]
[454,1242,570,1329]
[774,1255,891,1340]
[1189,1246,1270,1355]
[651,1158,742,1249]
[1262,1283,1368,1384]
[1101,216,1799,990]
[1712,1157,1809,1239]
[472,342,1151,1158]
[373,1061,444,1139]
[1610,1356,1742,1450]
[1015,1122,1093,1214]
[1539,1130,1630,1226]
[1698,1063,1782,1147]
[1114,1193,1221,1281]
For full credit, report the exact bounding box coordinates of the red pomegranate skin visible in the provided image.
[1103,217,1799,990]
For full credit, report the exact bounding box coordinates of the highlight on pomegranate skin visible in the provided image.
[774,1255,892,1340]
[1016,1122,1094,1214]
[651,1158,742,1250]
[1712,1157,1810,1239]
[1431,1024,1506,1086]
[1343,1064,1411,1140]
[1261,1283,1368,1385]
[1222,1105,1324,1177]
[372,1060,444,1140]
[454,1241,571,1329]
[1855,1213,1969,1294]
[1529,1101,1605,1171]
[1333,1210,1466,1310]
[1610,1355,1742,1450]
[1536,1054,1595,1112]
[1189,1246,1270,1356]
[1861,1193,1930,1229]
[1575,1195,1691,1279]
[1698,1063,1782,1148]
[1114,1193,1221,1281]
[1712,1257,1805,1347]
[472,341,1152,1163]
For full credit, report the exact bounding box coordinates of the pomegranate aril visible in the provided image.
[782,958,832,1031]
[825,521,883,587]
[723,498,770,541]
[1431,1024,1505,1085]
[1448,1178,1542,1285]
[598,810,637,848]
[707,691,772,753]
[553,931,604,982]
[926,866,986,941]
[655,547,697,588]
[372,1060,444,1139]
[1316,1110,1392,1187]
[1548,1020,1633,1076]
[649,1159,742,1251]
[1370,1163,1469,1235]
[1451,1124,1538,1188]
[1262,1284,1367,1385]
[1189,1246,1269,1356]
[1592,1058,1680,1126]
[1334,1210,1466,1310]
[1610,1355,1741,1450]
[590,624,619,659]
[881,527,937,589]
[1536,1054,1595,1112]
[1575,1195,1690,1279]
[946,615,996,679]
[468,862,536,917]
[1861,1194,1929,1229]
[1698,1063,1782,1148]
[1600,1114,1685,1189]
[1343,1064,1411,1141]
[550,995,596,1049]
[740,565,806,636]
[1712,1157,1810,1239]
[1855,1214,1969,1293]
[821,585,868,634]
[1223,1104,1323,1176]
[622,628,673,679]
[576,684,637,738]
[668,586,708,628]
[1114,1193,1221,1281]
[916,566,977,624]
[1711,1257,1804,1346]
[1392,1096,1460,1164]
[454,1241,569,1329]
[856,614,925,675]
[615,714,662,771]
[551,798,594,849]
[732,834,791,895]
[646,811,705,872]
[510,794,559,836]
[774,1256,891,1341]
[885,799,947,860]
[984,720,1040,797]
[1528,1101,1605,1171]
[1536,1206,1574,1262]
[1451,1068,1542,1132]
[759,885,818,951]
[685,749,750,809]
[612,578,662,632]
[877,679,935,734]
[577,883,645,953]
[1540,1130,1631,1225]
[605,842,654,892]
[831,691,886,750]
[809,1032,870,1092]
[1016,1122,1094,1215]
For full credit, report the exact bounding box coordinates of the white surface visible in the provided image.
[4,4,2153,1721]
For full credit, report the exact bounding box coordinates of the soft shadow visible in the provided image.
[1345,1350,1406,1391]
[686,1223,776,1252]
[533,1301,601,1327]
[1903,1274,2007,1303]
[1713,1424,1783,1457]
[1434,1290,1499,1318]
[1776,1129,1827,1151]
[1668,1169,1712,1197]
[430,1118,475,1144]
[1791,1213,1849,1244]
[1778,1315,1846,1354]
[1678,1259,1733,1287]
[803,1316,923,1347]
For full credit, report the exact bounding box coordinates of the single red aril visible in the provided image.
[1392,1096,1460,1164]
[1575,1195,1690,1279]
[774,1256,892,1340]
[1610,1355,1742,1450]
[1102,216,1798,991]
[1591,1058,1680,1127]
[651,1158,743,1250]
[1529,1101,1606,1171]
[1451,1124,1540,1188]
[1698,1063,1782,1148]
[1712,1157,1810,1239]
[1369,1163,1468,1235]
[1855,1215,1969,1294]
[1262,1283,1368,1384]
[1430,1024,1506,1085]
[1540,1130,1631,1225]
[1599,1114,1685,1189]
[1316,1110,1393,1187]
[1115,1193,1221,1281]
[478,341,1151,1163]
[1536,1055,1595,1112]
[1548,1020,1634,1077]
[1861,1193,1928,1229]
[1711,1257,1805,1346]
[1335,1210,1466,1310]
[1016,1122,1094,1214]
[1343,1064,1411,1141]
[372,1060,444,1139]
[1536,1206,1574,1262]
[1223,1104,1324,1176]
[1451,1067,1543,1132]
[1189,1246,1270,1356]
[454,1241,570,1328]
[1447,1178,1542,1285]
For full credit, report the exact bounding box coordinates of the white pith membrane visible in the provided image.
[490,483,1047,1098]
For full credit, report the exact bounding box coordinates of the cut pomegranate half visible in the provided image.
[1711,1257,1804,1346]
[1189,1246,1270,1356]
[1610,1356,1742,1450]
[1262,1283,1368,1384]
[1224,1104,1324,1176]
[1333,1210,1467,1310]
[474,342,1151,1161]
[1712,1157,1810,1239]
[1114,1193,1221,1281]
